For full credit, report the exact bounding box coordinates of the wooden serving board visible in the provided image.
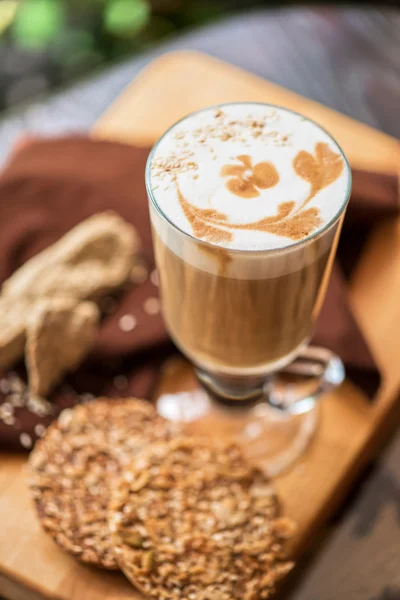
[1,51,400,600]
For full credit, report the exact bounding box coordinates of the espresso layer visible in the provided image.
[152,226,334,375]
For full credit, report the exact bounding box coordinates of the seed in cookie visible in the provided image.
[110,437,295,599]
[27,398,179,570]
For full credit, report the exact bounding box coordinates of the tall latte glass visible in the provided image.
[146,103,351,474]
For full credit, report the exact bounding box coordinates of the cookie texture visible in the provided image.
[28,399,178,569]
[26,298,99,397]
[110,437,295,599]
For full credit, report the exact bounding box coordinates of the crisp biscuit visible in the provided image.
[26,298,99,397]
[110,437,295,600]
[28,399,178,569]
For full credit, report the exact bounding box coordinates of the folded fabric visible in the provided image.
[0,136,398,451]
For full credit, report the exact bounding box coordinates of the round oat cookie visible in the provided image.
[28,398,178,569]
[110,437,296,600]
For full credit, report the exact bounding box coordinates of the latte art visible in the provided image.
[221,154,280,199]
[149,104,349,251]
[147,103,351,380]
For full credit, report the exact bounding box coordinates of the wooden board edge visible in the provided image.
[290,385,400,556]
[93,49,400,160]
[0,567,61,600]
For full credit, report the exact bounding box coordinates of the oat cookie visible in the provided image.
[26,298,99,396]
[28,399,178,569]
[110,437,295,599]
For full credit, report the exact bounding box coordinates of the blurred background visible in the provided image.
[2,0,235,112]
[0,0,398,114]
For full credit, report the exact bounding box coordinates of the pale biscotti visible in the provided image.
[26,298,99,397]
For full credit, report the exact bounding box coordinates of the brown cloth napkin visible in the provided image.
[0,136,398,451]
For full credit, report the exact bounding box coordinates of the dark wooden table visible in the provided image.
[0,7,399,600]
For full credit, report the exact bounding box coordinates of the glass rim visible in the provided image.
[145,101,352,256]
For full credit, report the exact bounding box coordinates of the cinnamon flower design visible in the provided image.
[220,154,279,198]
[177,143,343,246]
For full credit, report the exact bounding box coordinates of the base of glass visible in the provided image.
[157,346,343,476]
[157,387,318,476]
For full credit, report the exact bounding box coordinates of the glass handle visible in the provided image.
[266,346,345,415]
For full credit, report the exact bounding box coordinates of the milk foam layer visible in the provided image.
[148,104,350,252]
